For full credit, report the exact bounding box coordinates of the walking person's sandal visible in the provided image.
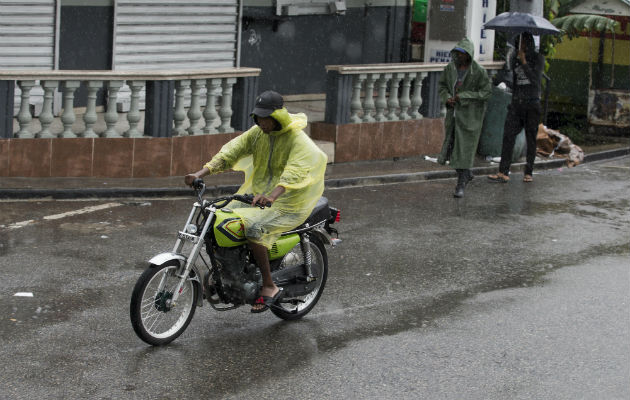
[523,174,533,182]
[487,172,510,183]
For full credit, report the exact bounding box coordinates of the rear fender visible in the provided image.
[148,252,204,307]
[309,227,334,246]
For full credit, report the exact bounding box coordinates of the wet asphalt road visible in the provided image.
[0,157,628,399]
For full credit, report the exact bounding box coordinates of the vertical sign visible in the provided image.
[476,0,496,61]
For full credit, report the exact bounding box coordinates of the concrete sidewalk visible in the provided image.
[1,145,628,199]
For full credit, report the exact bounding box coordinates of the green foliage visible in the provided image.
[540,7,619,61]
[552,14,620,38]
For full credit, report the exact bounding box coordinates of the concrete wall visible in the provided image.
[311,119,444,163]
[240,2,410,95]
[0,134,238,178]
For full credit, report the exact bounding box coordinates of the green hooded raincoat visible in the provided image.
[437,37,492,169]
[203,108,327,248]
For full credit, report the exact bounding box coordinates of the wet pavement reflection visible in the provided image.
[0,157,628,399]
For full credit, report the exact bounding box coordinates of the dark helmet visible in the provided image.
[251,90,284,118]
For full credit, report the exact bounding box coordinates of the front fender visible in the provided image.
[148,252,187,268]
[148,252,204,307]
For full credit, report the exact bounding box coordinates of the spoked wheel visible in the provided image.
[271,236,328,320]
[130,261,198,346]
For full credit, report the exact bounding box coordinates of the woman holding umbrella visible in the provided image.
[488,32,545,183]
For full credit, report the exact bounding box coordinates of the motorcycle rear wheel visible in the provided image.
[271,236,328,320]
[130,261,198,346]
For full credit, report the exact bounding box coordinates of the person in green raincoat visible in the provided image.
[185,90,327,312]
[437,37,492,198]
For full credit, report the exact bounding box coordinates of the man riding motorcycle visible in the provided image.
[185,90,327,312]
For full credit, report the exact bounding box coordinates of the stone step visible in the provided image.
[313,139,335,163]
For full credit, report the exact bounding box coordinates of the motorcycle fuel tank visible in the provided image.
[213,209,247,247]
[213,209,300,259]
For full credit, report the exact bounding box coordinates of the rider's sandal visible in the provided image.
[523,174,533,183]
[487,172,510,183]
[251,288,284,313]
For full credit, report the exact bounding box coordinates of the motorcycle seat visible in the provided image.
[301,197,330,227]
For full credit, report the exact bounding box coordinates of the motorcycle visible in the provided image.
[130,179,340,346]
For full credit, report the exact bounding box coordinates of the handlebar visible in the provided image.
[190,179,271,209]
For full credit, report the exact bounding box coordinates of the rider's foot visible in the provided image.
[251,285,281,313]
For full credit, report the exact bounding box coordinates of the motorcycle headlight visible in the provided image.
[186,224,198,235]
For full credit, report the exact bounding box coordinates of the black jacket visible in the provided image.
[511,52,545,102]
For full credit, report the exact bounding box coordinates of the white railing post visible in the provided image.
[60,80,80,138]
[125,80,144,138]
[187,79,205,135]
[398,73,413,120]
[374,74,391,122]
[203,78,221,134]
[350,74,365,123]
[218,78,236,133]
[173,80,190,136]
[16,80,35,138]
[410,72,425,119]
[387,73,403,121]
[104,80,123,138]
[362,73,377,122]
[82,80,102,138]
[36,80,58,138]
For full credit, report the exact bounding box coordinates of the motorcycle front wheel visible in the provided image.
[271,236,328,320]
[130,261,198,346]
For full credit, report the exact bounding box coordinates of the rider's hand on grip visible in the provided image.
[239,194,271,209]
[192,178,204,190]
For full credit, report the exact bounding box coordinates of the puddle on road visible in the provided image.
[315,241,630,353]
[467,198,629,222]
[2,287,104,340]
[58,221,143,235]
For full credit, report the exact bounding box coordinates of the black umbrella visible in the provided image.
[484,12,561,35]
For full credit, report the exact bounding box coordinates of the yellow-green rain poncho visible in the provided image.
[203,108,327,248]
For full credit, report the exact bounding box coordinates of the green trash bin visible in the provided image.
[479,86,525,162]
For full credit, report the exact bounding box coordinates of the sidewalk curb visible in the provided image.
[1,147,628,199]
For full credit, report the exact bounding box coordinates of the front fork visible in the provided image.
[168,203,215,304]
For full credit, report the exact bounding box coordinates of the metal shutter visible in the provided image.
[114,0,239,70]
[0,0,56,69]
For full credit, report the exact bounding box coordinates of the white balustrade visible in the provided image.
[0,68,261,139]
[325,61,505,124]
